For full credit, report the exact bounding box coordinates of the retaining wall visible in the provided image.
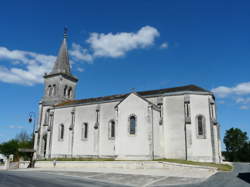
[35,161,217,172]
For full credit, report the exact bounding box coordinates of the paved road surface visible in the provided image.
[0,170,128,187]
[165,163,250,187]
[0,163,249,187]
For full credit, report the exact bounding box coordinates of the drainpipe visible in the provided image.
[184,96,189,161]
[94,105,100,158]
[70,108,75,158]
[184,122,187,160]
[151,105,154,160]
[48,110,54,158]
[73,110,75,157]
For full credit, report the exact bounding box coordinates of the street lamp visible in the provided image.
[28,112,36,142]
[28,112,36,168]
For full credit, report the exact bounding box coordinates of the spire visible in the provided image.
[50,27,71,75]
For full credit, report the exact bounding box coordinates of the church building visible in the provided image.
[34,31,222,163]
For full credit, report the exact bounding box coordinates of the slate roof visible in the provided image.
[56,84,211,107]
[50,35,71,75]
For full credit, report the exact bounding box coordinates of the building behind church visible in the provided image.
[34,31,222,163]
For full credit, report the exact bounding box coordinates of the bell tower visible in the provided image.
[42,28,78,106]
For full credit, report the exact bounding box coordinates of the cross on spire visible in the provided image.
[64,27,68,38]
[129,88,136,92]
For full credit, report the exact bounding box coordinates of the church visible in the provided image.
[34,31,222,163]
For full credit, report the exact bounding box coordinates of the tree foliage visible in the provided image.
[0,131,33,161]
[223,128,250,162]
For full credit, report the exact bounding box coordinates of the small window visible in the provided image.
[184,102,190,118]
[109,120,115,139]
[196,115,206,138]
[48,85,52,96]
[53,84,56,96]
[59,124,64,141]
[129,115,136,135]
[198,116,203,135]
[210,103,215,120]
[111,121,115,138]
[68,87,72,98]
[64,85,68,96]
[81,123,88,140]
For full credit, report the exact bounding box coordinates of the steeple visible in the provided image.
[50,28,71,75]
[42,28,78,105]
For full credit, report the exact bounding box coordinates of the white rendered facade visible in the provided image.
[34,33,222,163]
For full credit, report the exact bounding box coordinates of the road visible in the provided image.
[165,162,250,187]
[0,163,249,187]
[0,170,129,187]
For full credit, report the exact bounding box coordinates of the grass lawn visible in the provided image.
[155,158,232,171]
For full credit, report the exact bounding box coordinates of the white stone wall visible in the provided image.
[36,105,51,158]
[44,75,77,102]
[35,91,221,163]
[49,101,119,158]
[115,94,161,160]
[152,108,164,158]
[188,95,214,162]
[164,95,186,159]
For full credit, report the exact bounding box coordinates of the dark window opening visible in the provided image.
[198,116,204,136]
[129,116,136,135]
[111,121,115,138]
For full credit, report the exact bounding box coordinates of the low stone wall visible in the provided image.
[19,161,30,169]
[9,162,19,169]
[35,161,217,172]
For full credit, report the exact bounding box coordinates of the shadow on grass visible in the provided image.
[237,173,250,184]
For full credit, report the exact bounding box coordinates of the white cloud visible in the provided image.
[0,47,56,86]
[70,26,160,62]
[0,26,160,85]
[235,97,250,104]
[77,67,84,72]
[69,43,93,63]
[8,125,24,129]
[212,82,250,98]
[218,100,225,104]
[240,105,249,110]
[160,42,168,49]
[88,26,159,58]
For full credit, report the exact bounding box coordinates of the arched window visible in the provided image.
[129,115,136,135]
[109,120,115,139]
[196,115,206,138]
[68,87,72,98]
[48,85,52,96]
[81,123,88,140]
[53,84,56,96]
[64,85,68,97]
[111,121,115,138]
[59,124,64,141]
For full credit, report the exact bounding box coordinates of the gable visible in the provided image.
[115,93,160,111]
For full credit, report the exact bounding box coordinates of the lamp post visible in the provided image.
[28,112,36,167]
[28,112,36,144]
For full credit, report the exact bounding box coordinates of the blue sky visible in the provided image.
[0,0,249,148]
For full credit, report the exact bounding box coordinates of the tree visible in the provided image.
[0,139,19,157]
[223,128,249,162]
[0,131,33,161]
[15,130,31,142]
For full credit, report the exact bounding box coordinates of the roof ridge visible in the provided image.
[55,84,210,107]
